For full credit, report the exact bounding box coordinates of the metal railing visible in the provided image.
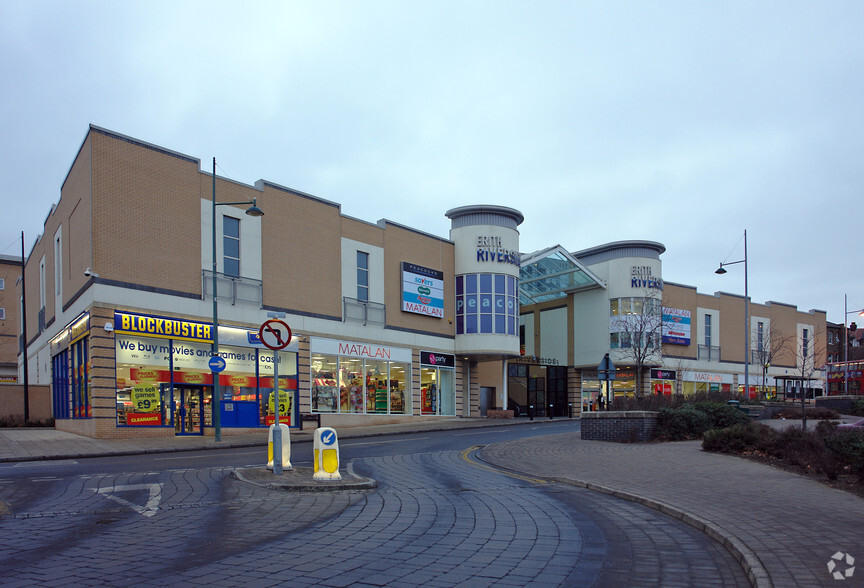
[202,270,263,306]
[343,297,385,326]
[698,345,721,361]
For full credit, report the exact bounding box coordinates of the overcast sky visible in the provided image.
[1,1,862,325]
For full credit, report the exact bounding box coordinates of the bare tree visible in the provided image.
[751,323,794,400]
[610,292,663,397]
[795,325,823,430]
[663,353,693,397]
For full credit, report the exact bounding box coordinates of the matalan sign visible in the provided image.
[401,262,444,318]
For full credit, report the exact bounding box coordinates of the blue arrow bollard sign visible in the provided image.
[209,355,227,373]
[321,430,336,446]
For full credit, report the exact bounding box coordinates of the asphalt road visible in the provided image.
[0,422,749,586]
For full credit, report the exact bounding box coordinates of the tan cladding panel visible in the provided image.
[341,217,384,248]
[63,134,94,305]
[90,131,203,295]
[22,133,95,334]
[383,223,455,336]
[260,186,342,316]
[0,261,21,364]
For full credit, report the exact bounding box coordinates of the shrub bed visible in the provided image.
[772,406,839,420]
[703,420,864,487]
[654,402,750,441]
[0,415,55,428]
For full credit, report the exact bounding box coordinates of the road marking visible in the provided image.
[344,437,430,446]
[459,446,550,485]
[154,450,263,461]
[91,483,163,518]
[13,460,79,467]
[31,477,62,482]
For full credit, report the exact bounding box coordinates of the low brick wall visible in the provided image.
[0,385,52,421]
[581,411,659,443]
[816,396,859,414]
[486,409,514,419]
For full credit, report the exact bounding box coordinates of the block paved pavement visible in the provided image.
[479,430,864,588]
[2,415,863,587]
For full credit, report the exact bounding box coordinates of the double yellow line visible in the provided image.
[459,446,551,485]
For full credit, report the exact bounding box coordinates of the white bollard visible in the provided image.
[267,423,292,471]
[313,427,341,481]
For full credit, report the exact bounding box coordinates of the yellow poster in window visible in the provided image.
[268,389,293,415]
[131,383,160,413]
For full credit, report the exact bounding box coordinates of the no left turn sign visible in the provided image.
[259,319,293,351]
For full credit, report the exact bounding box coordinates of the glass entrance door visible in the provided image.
[173,386,205,435]
[529,376,546,417]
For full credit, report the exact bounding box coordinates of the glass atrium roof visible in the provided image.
[519,246,605,305]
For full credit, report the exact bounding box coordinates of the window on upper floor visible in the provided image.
[704,314,712,347]
[39,257,46,310]
[357,251,369,301]
[0,277,5,290]
[0,308,5,320]
[223,216,240,277]
[55,232,62,295]
[802,328,809,359]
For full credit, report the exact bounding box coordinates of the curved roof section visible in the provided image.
[519,245,605,305]
[573,240,666,266]
[445,205,524,229]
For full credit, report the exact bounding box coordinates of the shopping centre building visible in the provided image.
[18,126,828,439]
[516,242,827,414]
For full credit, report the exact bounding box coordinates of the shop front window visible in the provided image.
[366,359,389,413]
[312,351,411,415]
[116,332,298,429]
[259,350,297,426]
[311,354,339,412]
[421,365,455,416]
[340,357,364,413]
[389,361,409,414]
[52,351,70,419]
[116,334,173,427]
[71,338,91,418]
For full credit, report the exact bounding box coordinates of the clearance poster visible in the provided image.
[127,383,162,426]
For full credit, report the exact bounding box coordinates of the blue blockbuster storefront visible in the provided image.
[49,310,299,435]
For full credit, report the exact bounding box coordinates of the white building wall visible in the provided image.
[341,238,385,304]
[539,307,568,365]
[572,288,610,367]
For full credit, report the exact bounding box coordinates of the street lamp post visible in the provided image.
[716,229,749,400]
[843,294,864,395]
[211,157,263,442]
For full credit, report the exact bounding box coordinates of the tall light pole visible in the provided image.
[843,294,864,395]
[211,157,263,441]
[716,229,749,399]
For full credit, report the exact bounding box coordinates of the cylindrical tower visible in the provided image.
[445,205,524,356]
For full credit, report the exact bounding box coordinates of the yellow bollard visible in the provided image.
[267,423,292,470]
[312,427,341,481]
